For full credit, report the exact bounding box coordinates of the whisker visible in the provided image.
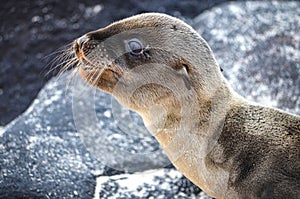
[91,67,105,88]
[47,57,77,78]
[57,58,78,73]
[52,50,73,67]
[45,43,75,76]
[51,52,73,67]
[50,56,76,70]
[74,64,97,93]
[64,66,80,97]
[43,42,73,60]
[45,50,72,71]
[81,69,97,92]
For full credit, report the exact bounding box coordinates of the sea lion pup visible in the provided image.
[71,13,300,199]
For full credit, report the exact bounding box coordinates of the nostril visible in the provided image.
[76,35,90,49]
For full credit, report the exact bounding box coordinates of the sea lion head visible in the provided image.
[72,14,235,196]
[73,13,225,123]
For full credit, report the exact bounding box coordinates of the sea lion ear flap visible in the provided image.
[179,64,191,90]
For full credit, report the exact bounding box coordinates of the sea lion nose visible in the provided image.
[76,35,90,49]
[74,35,90,56]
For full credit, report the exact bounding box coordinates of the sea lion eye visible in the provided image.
[127,38,144,56]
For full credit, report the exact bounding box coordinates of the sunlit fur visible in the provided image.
[53,13,300,199]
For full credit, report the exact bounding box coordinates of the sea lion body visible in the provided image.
[71,13,300,199]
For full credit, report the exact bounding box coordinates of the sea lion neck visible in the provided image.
[68,13,300,199]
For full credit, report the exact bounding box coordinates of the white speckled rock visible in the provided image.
[0,73,100,199]
[194,0,300,115]
[95,169,204,199]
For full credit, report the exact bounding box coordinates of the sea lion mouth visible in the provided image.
[80,57,122,81]
[73,36,123,85]
[75,53,123,93]
[80,57,102,71]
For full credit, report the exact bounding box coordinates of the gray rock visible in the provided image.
[95,169,204,199]
[194,0,300,115]
[0,73,99,199]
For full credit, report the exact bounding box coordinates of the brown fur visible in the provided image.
[72,13,300,199]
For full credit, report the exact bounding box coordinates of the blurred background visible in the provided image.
[0,0,234,126]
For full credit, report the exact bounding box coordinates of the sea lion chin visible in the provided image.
[71,13,300,199]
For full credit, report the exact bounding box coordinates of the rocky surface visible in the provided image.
[1,1,299,199]
[0,73,98,199]
[194,0,300,115]
[0,0,230,126]
[95,169,206,199]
